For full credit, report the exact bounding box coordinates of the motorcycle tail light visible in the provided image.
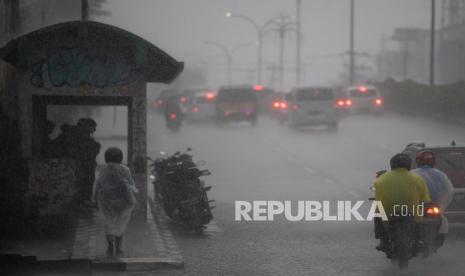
[375,98,383,106]
[426,206,440,215]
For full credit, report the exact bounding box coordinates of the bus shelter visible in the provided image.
[0,21,183,219]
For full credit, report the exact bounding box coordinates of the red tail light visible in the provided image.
[346,100,352,106]
[254,85,264,91]
[170,113,177,120]
[375,98,383,106]
[192,106,200,112]
[426,206,440,215]
[335,100,345,108]
[280,102,288,109]
[273,102,280,109]
[206,93,215,100]
[180,96,188,103]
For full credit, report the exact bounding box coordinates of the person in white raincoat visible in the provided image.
[411,151,454,246]
[92,147,138,256]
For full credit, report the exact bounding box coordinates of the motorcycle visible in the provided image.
[370,170,442,270]
[165,110,183,131]
[149,149,214,233]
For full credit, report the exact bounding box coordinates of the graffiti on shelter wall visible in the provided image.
[31,47,139,88]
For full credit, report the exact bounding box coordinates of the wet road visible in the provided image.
[147,112,465,276]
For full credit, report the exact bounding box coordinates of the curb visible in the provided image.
[70,198,184,272]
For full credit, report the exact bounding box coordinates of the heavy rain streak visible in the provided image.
[1,0,465,275]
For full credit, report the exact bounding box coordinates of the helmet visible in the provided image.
[390,153,412,170]
[416,151,436,167]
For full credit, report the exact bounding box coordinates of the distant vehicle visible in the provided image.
[252,85,274,114]
[164,101,184,131]
[402,141,465,223]
[180,88,213,112]
[216,85,258,126]
[344,85,384,115]
[286,87,338,129]
[269,92,289,124]
[155,89,179,113]
[186,91,217,122]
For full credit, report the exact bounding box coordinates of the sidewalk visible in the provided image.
[0,182,184,273]
[72,197,183,272]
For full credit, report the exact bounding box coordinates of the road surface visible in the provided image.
[147,112,465,276]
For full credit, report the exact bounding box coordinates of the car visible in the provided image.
[180,88,213,112]
[252,85,274,114]
[269,92,289,124]
[154,89,179,113]
[344,85,384,115]
[402,141,465,223]
[215,85,258,126]
[185,91,217,122]
[286,86,338,129]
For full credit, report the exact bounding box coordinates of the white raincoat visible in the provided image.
[92,163,138,236]
[412,166,454,234]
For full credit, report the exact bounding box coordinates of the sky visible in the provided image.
[95,0,434,89]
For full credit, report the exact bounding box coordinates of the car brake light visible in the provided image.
[180,96,188,103]
[170,113,177,120]
[375,98,383,106]
[193,106,200,112]
[359,86,367,92]
[336,100,345,107]
[280,102,288,109]
[206,93,215,100]
[254,85,264,91]
[273,102,280,108]
[346,100,352,106]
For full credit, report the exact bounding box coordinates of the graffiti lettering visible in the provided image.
[31,47,139,88]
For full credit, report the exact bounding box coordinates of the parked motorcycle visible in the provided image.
[149,149,213,233]
[370,170,442,270]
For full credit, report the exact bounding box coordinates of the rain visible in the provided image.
[1,0,465,275]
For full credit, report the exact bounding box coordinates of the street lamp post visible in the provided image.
[430,0,436,86]
[296,0,302,85]
[226,12,262,84]
[225,13,285,85]
[349,0,355,85]
[205,41,255,85]
[267,16,297,90]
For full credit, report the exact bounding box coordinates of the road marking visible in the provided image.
[324,178,336,185]
[205,221,222,233]
[287,156,297,162]
[348,190,361,198]
[304,167,314,174]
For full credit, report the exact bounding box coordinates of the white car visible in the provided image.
[345,85,384,115]
[286,87,338,129]
[186,91,217,122]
